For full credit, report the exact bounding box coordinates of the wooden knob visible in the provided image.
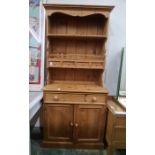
[57,88,61,91]
[49,62,53,66]
[70,122,74,127]
[92,96,97,102]
[75,123,79,127]
[53,95,59,101]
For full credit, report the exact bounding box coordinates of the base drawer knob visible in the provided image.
[75,123,79,127]
[92,96,97,102]
[70,122,74,127]
[53,95,59,101]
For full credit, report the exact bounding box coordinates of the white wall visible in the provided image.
[43,0,126,95]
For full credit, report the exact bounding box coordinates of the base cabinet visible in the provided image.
[43,103,106,148]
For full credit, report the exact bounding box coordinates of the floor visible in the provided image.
[30,128,126,155]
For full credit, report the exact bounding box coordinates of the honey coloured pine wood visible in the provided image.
[75,105,106,143]
[43,104,74,143]
[43,83,108,93]
[105,99,126,155]
[43,4,114,148]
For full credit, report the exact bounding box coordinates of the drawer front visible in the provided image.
[76,62,89,67]
[63,94,85,102]
[44,93,85,102]
[44,93,63,102]
[115,116,126,126]
[48,61,62,67]
[44,93,107,103]
[85,94,106,103]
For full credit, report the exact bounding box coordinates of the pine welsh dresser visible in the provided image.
[42,4,114,148]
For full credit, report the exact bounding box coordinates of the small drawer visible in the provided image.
[62,94,85,102]
[115,116,126,126]
[77,62,89,67]
[63,62,74,67]
[48,61,60,67]
[95,62,104,67]
[44,93,85,103]
[44,93,63,102]
[85,94,106,103]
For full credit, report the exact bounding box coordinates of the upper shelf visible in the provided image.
[47,34,107,40]
[47,13,108,36]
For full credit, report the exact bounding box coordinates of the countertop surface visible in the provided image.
[107,99,126,115]
[43,83,108,93]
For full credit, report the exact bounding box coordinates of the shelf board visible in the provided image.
[49,53,105,60]
[47,65,104,70]
[48,58,104,63]
[47,34,107,39]
[47,59,105,70]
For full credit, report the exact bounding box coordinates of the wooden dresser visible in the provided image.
[106,99,126,155]
[42,4,114,148]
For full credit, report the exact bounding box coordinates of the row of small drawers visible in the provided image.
[44,92,107,103]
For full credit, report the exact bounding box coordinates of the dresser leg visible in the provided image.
[107,145,114,155]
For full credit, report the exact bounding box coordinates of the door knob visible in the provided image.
[70,122,74,127]
[75,123,79,127]
[53,95,59,101]
[92,96,97,102]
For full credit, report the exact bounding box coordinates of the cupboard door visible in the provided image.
[74,105,106,143]
[43,104,74,142]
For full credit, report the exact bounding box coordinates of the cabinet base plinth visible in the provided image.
[42,140,104,149]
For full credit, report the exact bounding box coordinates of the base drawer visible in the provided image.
[85,94,106,103]
[44,93,85,102]
[44,92,107,103]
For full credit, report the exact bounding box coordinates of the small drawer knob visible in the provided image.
[49,62,53,66]
[57,88,61,91]
[92,96,97,102]
[53,95,59,101]
[75,123,79,127]
[70,122,74,127]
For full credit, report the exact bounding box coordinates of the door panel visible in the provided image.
[43,104,74,142]
[75,105,106,143]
